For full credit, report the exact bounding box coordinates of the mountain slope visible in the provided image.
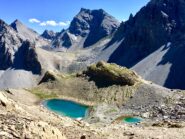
[108,0,185,89]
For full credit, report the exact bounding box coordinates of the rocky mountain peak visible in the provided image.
[10,19,37,34]
[69,8,119,36]
[10,19,25,31]
[11,19,23,25]
[0,19,7,26]
[68,8,120,47]
[51,8,120,49]
[10,19,49,47]
[41,30,56,40]
[79,8,91,13]
[79,8,106,15]
[0,19,11,32]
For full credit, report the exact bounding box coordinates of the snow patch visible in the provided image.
[161,11,168,18]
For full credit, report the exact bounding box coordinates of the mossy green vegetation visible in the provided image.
[30,88,58,99]
[104,108,118,114]
[84,61,139,87]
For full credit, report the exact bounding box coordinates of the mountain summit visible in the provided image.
[41,30,56,40]
[69,8,120,47]
[11,20,49,47]
[50,8,120,49]
[11,19,38,41]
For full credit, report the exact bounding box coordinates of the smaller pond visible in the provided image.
[43,99,89,119]
[123,117,142,124]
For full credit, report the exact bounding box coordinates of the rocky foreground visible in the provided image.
[0,61,185,139]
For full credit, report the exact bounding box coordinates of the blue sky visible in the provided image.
[0,0,149,34]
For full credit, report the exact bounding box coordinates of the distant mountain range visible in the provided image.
[0,0,185,89]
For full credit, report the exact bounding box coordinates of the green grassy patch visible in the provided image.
[104,108,118,114]
[30,88,58,100]
[84,61,139,87]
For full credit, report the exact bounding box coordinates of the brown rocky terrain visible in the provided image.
[0,89,185,139]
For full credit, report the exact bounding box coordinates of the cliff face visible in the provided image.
[108,0,185,89]
[109,0,183,67]
[0,19,22,69]
[13,41,42,74]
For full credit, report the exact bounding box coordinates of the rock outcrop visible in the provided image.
[39,70,58,84]
[84,61,139,87]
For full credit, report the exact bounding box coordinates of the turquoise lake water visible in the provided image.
[43,99,89,119]
[123,117,142,124]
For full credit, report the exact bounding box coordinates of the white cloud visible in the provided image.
[29,18,70,27]
[39,22,47,26]
[42,20,58,26]
[40,20,70,27]
[59,21,71,26]
[29,18,40,23]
